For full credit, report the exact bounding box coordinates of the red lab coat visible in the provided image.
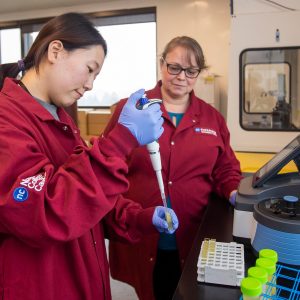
[0,78,156,300]
[105,81,242,300]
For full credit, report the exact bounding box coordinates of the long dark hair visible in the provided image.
[0,12,107,90]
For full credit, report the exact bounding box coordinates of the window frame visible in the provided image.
[239,46,300,132]
[0,7,157,109]
[0,7,156,62]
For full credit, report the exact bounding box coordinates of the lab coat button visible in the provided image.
[171,141,175,145]
[168,181,173,185]
[62,126,68,131]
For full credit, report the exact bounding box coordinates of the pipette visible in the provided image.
[136,95,173,231]
[146,141,173,231]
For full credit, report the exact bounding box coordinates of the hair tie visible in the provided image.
[18,59,25,72]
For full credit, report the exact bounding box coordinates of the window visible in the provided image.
[78,21,156,107]
[0,8,157,108]
[0,28,21,63]
[240,48,300,131]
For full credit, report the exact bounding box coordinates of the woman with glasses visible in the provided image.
[104,36,242,300]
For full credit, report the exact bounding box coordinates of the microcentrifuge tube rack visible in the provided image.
[197,238,245,286]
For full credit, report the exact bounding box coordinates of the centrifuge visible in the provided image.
[233,135,300,267]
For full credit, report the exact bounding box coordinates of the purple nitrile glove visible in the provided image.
[229,190,237,206]
[118,89,164,145]
[152,206,179,234]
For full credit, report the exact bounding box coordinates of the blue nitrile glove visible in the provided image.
[229,190,237,206]
[152,206,179,234]
[118,89,164,145]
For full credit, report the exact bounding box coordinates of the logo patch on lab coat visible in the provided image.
[13,187,29,202]
[194,127,217,136]
[20,172,46,192]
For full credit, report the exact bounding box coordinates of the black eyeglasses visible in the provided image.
[161,57,200,78]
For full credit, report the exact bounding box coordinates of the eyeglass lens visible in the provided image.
[167,64,200,78]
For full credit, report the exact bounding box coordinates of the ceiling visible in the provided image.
[0,0,105,14]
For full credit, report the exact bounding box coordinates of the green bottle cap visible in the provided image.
[241,277,262,297]
[248,266,268,284]
[259,249,278,263]
[256,258,276,275]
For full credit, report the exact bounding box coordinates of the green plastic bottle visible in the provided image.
[241,277,262,299]
[248,266,268,294]
[256,257,276,296]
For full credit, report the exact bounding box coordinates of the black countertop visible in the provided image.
[172,196,256,300]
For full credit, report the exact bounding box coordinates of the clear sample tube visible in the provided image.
[259,249,278,264]
[248,266,268,294]
[241,277,262,300]
[256,258,276,296]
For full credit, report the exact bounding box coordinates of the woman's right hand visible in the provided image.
[118,89,164,145]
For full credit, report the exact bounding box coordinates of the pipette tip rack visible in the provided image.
[197,238,245,286]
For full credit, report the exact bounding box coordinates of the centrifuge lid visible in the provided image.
[253,197,300,233]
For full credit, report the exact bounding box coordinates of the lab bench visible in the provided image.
[172,195,300,300]
[172,195,256,300]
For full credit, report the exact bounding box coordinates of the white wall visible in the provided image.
[156,0,230,116]
[0,0,231,116]
[227,0,300,152]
